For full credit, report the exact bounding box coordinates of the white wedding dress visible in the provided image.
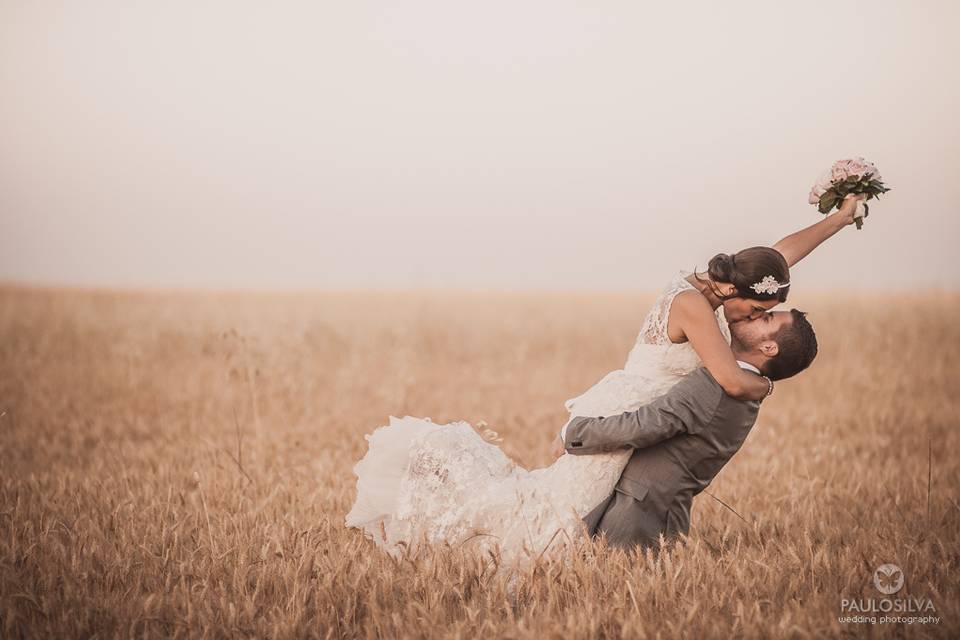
[345,271,730,565]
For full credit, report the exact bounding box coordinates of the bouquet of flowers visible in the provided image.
[808,157,891,229]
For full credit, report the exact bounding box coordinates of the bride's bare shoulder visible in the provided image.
[670,288,712,315]
[667,289,716,337]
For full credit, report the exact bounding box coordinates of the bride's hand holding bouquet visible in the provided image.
[835,192,869,227]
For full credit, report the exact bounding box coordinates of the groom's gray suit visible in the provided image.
[563,366,761,551]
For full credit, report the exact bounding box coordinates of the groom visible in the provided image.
[554,309,818,552]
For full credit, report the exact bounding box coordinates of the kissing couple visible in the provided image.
[345,193,866,565]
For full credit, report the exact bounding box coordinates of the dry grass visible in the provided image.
[0,286,957,639]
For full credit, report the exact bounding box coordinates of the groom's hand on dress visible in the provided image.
[551,435,566,459]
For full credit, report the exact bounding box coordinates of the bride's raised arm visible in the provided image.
[771,193,867,267]
[671,291,769,401]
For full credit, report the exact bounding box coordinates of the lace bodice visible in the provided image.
[563,271,730,417]
[630,270,731,370]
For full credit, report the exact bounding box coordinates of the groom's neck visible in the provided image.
[733,349,767,373]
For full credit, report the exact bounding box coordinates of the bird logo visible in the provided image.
[873,564,904,595]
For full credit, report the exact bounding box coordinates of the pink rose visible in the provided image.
[854,157,881,180]
[831,164,851,182]
[833,157,880,181]
[808,168,835,203]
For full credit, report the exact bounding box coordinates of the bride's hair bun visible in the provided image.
[707,253,737,284]
[703,247,790,302]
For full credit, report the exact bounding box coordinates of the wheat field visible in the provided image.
[0,286,957,639]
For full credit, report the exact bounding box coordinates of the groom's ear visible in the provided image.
[758,340,779,358]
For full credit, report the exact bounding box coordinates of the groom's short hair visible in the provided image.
[764,309,818,381]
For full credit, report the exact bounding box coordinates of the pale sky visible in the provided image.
[1,1,958,291]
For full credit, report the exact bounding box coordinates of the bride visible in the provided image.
[345,195,866,565]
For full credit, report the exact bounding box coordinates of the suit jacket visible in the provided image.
[563,366,760,551]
